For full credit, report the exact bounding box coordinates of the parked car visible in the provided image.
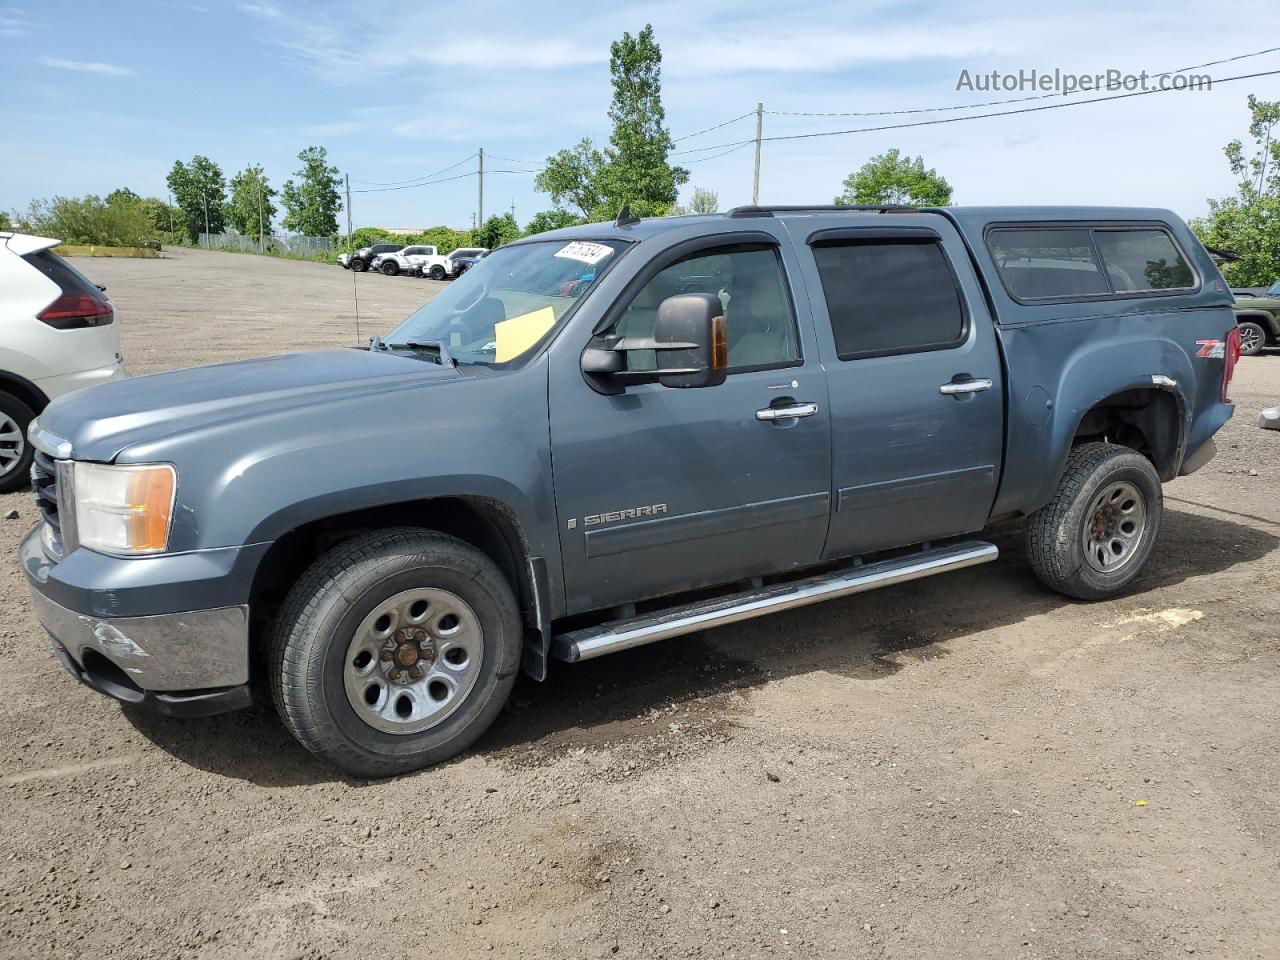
[21,204,1238,777]
[0,232,127,492]
[1232,280,1280,355]
[441,247,489,280]
[345,242,403,272]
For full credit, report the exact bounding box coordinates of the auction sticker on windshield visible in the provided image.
[554,241,613,265]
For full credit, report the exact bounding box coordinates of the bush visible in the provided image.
[16,194,154,247]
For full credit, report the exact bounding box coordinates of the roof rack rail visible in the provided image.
[725,204,928,218]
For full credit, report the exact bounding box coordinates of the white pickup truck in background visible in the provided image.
[372,245,489,279]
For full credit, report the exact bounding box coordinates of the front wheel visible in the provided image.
[381,261,399,276]
[351,258,366,272]
[270,529,522,777]
[1025,442,1163,600]
[429,264,446,280]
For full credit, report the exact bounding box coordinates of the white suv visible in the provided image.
[0,233,127,491]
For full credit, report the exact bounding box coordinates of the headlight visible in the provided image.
[73,462,177,556]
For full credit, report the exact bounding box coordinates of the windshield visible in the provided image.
[384,239,628,366]
[1268,281,1280,297]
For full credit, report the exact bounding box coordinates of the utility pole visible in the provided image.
[752,102,763,206]
[477,147,484,227]
[344,173,353,253]
[167,190,174,236]
[257,177,264,252]
[202,191,210,247]
[510,199,515,223]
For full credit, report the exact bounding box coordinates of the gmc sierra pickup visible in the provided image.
[21,204,1239,776]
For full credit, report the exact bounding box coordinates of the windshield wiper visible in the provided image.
[368,336,387,351]
[386,339,456,367]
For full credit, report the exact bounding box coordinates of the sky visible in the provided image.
[3,0,1280,233]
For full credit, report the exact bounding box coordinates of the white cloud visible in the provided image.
[38,57,133,76]
[0,5,32,36]
[237,2,282,19]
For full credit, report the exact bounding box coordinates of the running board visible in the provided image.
[552,540,998,663]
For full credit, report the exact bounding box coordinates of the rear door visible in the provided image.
[784,217,1004,558]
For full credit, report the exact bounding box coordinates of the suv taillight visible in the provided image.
[1222,326,1241,403]
[37,291,113,330]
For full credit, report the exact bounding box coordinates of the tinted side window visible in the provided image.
[987,228,1109,300]
[811,240,966,360]
[1092,229,1195,292]
[615,243,800,372]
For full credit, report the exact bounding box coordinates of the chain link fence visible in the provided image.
[198,232,333,256]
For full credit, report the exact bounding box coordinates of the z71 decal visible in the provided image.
[1196,339,1225,359]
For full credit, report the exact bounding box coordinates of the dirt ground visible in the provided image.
[1,247,1278,960]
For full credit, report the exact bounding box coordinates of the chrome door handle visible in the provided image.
[756,402,819,422]
[939,378,993,396]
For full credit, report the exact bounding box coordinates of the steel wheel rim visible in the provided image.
[1239,325,1262,353]
[343,587,484,735]
[1082,479,1147,574]
[0,413,25,476]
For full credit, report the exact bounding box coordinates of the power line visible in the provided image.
[350,170,477,194]
[685,142,753,164]
[673,110,756,142]
[765,44,1280,118]
[350,153,477,187]
[485,154,543,165]
[673,67,1280,154]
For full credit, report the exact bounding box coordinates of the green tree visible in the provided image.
[227,164,277,239]
[535,24,687,221]
[0,210,11,231]
[166,156,228,241]
[524,209,584,235]
[535,138,607,219]
[671,186,719,216]
[1191,95,1280,286]
[281,146,342,237]
[835,148,954,207]
[139,196,185,241]
[472,213,521,250]
[106,187,140,206]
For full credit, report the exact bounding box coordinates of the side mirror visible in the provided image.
[654,293,728,388]
[580,292,729,394]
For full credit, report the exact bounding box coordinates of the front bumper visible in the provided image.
[21,525,255,716]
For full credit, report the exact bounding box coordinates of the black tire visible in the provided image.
[381,260,399,276]
[351,257,366,273]
[270,529,522,777]
[429,264,446,281]
[0,392,36,494]
[1237,320,1267,356]
[1025,442,1163,601]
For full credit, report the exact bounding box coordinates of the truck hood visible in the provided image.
[37,349,460,462]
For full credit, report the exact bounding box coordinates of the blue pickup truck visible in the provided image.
[21,204,1240,776]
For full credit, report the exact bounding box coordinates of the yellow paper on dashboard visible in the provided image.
[494,306,556,363]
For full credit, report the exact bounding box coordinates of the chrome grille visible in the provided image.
[31,449,60,535]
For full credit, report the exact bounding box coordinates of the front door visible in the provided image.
[785,220,1005,558]
[549,230,832,615]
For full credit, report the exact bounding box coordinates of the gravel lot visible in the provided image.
[2,247,1278,959]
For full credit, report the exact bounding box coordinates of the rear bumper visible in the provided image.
[35,358,127,403]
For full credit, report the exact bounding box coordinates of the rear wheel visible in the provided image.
[351,257,366,273]
[1237,320,1266,356]
[0,392,35,494]
[429,264,446,280]
[270,529,522,777]
[1025,442,1163,600]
